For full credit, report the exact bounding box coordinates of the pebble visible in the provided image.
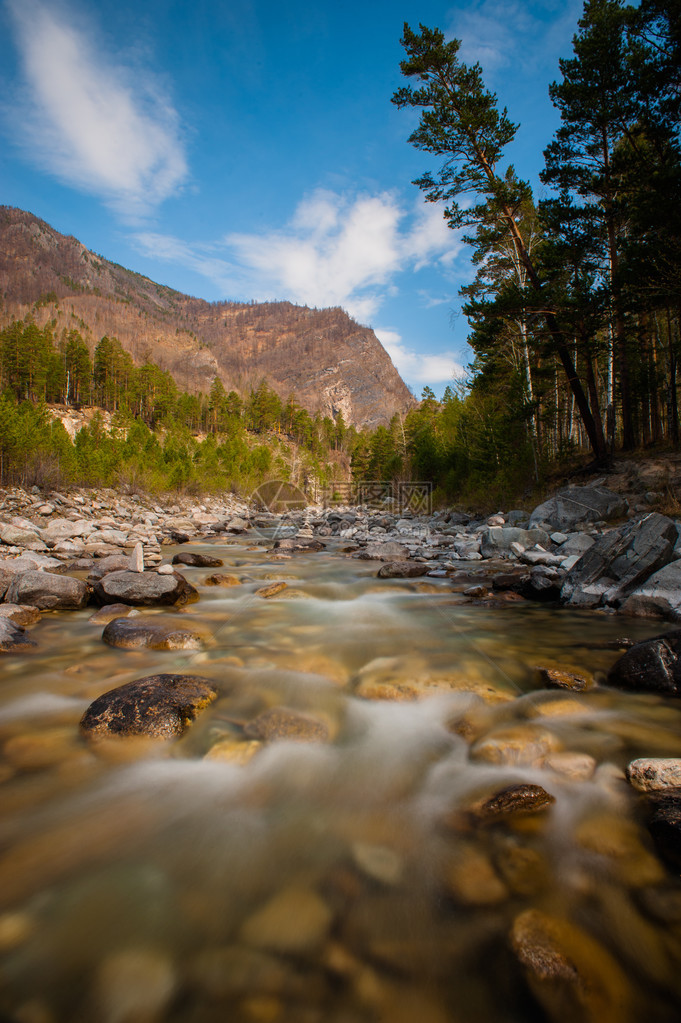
[239,886,333,953]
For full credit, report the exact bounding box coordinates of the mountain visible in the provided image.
[0,207,415,428]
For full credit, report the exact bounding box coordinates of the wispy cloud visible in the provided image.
[449,0,582,78]
[134,189,463,324]
[4,0,187,219]
[375,329,465,390]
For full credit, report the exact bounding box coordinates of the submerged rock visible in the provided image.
[102,617,205,650]
[607,630,681,695]
[469,783,556,821]
[88,603,140,625]
[534,666,592,691]
[80,673,218,739]
[92,570,198,607]
[244,707,330,743]
[255,581,288,598]
[172,552,224,568]
[203,573,242,586]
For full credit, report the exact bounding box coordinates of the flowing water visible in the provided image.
[2,537,681,1022]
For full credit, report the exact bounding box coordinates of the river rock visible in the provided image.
[510,908,632,1023]
[80,673,218,739]
[607,630,681,695]
[0,618,36,652]
[255,581,288,598]
[0,603,41,625]
[377,561,430,578]
[358,542,410,561]
[90,946,176,1023]
[481,526,549,558]
[88,603,140,624]
[621,560,681,621]
[469,783,556,821]
[471,726,562,766]
[102,617,205,650]
[557,532,595,558]
[244,707,330,743]
[646,796,681,868]
[626,758,681,792]
[561,512,678,608]
[87,555,134,580]
[203,573,242,586]
[4,570,89,610]
[534,666,592,691]
[172,552,224,568]
[92,570,199,607]
[0,523,40,546]
[529,485,628,530]
[239,886,333,954]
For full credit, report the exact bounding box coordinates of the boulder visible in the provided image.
[80,673,218,739]
[0,523,40,546]
[102,617,205,651]
[556,533,595,558]
[529,485,628,530]
[172,552,224,568]
[607,630,681,695]
[92,570,199,607]
[377,561,430,578]
[0,618,36,652]
[4,571,89,610]
[481,526,549,558]
[87,555,133,581]
[561,513,677,608]
[621,560,681,621]
[358,541,410,561]
[0,603,41,626]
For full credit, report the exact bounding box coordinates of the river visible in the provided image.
[1,535,681,1022]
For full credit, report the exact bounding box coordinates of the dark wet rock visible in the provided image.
[646,796,681,870]
[0,617,37,652]
[481,526,549,558]
[626,758,681,792]
[92,570,199,607]
[80,673,218,740]
[4,570,89,610]
[377,561,430,578]
[621,560,681,621]
[244,707,330,743]
[510,908,632,1023]
[561,512,678,608]
[529,485,628,530]
[88,603,140,625]
[470,784,556,822]
[102,617,205,650]
[607,630,681,695]
[534,666,592,692]
[203,573,242,586]
[358,542,410,561]
[519,568,562,602]
[491,571,527,592]
[172,552,224,568]
[170,531,190,544]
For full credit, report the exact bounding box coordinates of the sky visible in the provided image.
[0,0,584,397]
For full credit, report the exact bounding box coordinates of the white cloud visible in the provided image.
[4,0,187,219]
[449,0,582,77]
[375,329,465,389]
[134,189,462,323]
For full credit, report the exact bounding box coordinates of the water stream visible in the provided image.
[1,537,681,1022]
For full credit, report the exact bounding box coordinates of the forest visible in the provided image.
[0,0,678,507]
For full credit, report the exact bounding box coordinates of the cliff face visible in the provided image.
[0,206,415,428]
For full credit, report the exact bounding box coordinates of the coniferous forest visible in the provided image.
[1,0,679,505]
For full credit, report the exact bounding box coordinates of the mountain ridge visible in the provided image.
[0,206,416,428]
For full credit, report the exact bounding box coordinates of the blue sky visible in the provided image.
[0,0,584,397]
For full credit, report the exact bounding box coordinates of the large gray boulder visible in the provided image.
[92,570,198,607]
[4,571,89,610]
[621,561,681,621]
[481,526,549,558]
[529,485,628,530]
[80,673,218,739]
[561,512,677,608]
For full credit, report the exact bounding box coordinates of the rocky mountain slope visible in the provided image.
[0,206,415,428]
